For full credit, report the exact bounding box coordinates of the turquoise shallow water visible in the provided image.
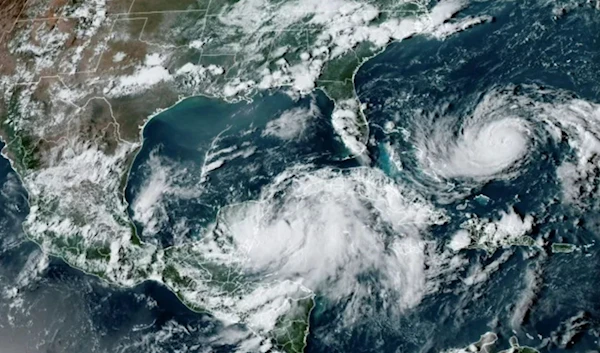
[344,0,600,351]
[1,0,600,352]
[125,90,347,246]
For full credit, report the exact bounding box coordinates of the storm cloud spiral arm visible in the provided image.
[4,0,600,352]
[375,84,600,205]
[416,88,545,181]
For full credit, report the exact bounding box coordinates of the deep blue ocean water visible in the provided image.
[0,146,226,352]
[343,1,600,351]
[1,1,600,352]
[344,1,600,351]
[125,91,350,246]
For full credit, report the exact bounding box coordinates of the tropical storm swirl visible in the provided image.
[1,1,599,353]
[374,84,600,203]
[121,1,600,351]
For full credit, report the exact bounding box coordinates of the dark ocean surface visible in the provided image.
[1,1,599,352]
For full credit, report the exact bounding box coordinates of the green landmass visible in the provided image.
[551,243,577,253]
[273,297,315,353]
[0,0,486,352]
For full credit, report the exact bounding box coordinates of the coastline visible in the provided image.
[0,31,420,351]
[0,15,487,350]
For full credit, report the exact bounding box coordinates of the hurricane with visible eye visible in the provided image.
[370,82,600,204]
[129,1,600,350]
[2,1,600,353]
[416,92,536,182]
[124,1,600,352]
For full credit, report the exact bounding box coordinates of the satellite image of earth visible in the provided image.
[0,0,599,352]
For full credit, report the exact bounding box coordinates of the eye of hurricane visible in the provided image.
[440,117,532,179]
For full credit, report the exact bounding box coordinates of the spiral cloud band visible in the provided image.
[416,90,538,182]
[384,85,600,204]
